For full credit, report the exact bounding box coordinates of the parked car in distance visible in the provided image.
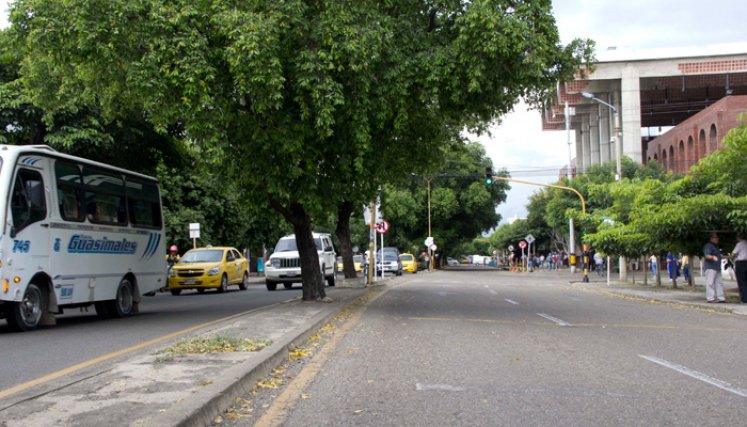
[377,247,402,276]
[168,247,249,295]
[265,233,337,290]
[400,253,418,273]
[447,257,460,266]
[337,255,364,272]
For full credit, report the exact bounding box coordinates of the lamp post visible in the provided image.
[426,177,433,272]
[581,92,626,282]
[581,92,621,180]
[565,101,576,273]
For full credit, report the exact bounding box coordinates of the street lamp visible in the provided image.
[564,101,576,273]
[581,92,622,181]
[582,92,626,282]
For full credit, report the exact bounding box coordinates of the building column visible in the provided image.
[621,66,642,162]
[590,110,601,165]
[599,103,611,163]
[575,128,584,173]
[582,116,592,171]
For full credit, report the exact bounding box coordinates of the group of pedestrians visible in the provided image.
[704,233,747,303]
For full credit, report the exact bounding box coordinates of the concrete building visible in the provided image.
[645,95,747,173]
[543,44,747,174]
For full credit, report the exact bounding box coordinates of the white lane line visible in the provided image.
[639,355,747,398]
[416,383,466,392]
[489,290,498,295]
[537,313,573,327]
[504,298,519,305]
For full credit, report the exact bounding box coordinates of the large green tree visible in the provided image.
[11,0,591,300]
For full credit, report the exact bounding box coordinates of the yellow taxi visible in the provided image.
[399,253,418,273]
[168,247,249,295]
[337,255,365,272]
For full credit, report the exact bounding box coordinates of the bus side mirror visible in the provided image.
[9,226,16,238]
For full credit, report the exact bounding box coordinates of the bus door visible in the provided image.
[8,164,51,281]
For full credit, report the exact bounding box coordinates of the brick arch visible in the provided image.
[699,128,707,159]
[669,146,675,172]
[709,124,718,152]
[678,140,686,172]
[662,150,668,171]
[687,136,695,169]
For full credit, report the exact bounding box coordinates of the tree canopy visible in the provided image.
[8,0,592,298]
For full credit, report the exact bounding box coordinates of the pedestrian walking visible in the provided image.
[703,233,725,303]
[732,233,747,303]
[666,251,676,281]
[594,252,604,276]
[682,254,690,284]
[649,254,657,277]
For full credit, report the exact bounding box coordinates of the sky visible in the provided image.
[479,0,747,224]
[2,1,747,224]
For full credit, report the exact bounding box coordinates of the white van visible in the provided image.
[0,145,166,331]
[264,233,336,290]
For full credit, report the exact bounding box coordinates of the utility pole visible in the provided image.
[565,101,576,273]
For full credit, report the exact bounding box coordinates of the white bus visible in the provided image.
[0,145,166,331]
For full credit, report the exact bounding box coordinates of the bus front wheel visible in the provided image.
[6,283,45,332]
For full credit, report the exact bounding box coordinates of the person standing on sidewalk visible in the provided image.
[681,254,690,284]
[731,233,747,303]
[703,233,725,303]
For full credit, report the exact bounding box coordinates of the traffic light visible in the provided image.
[485,167,493,185]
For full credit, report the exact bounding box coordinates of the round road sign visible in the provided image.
[375,220,390,234]
[518,240,527,249]
[508,245,514,252]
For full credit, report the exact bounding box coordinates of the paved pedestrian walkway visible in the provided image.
[558,267,747,316]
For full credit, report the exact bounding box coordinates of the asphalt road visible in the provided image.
[270,269,747,426]
[0,278,298,390]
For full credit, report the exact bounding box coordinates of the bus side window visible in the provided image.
[60,189,81,221]
[10,169,47,233]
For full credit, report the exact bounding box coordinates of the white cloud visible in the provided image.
[469,101,571,224]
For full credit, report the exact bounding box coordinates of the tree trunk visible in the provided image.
[655,255,662,287]
[643,256,648,286]
[267,195,325,301]
[335,201,357,279]
[289,204,325,301]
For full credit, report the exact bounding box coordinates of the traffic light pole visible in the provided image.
[489,174,587,273]
[489,176,586,215]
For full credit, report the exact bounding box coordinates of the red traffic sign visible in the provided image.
[518,240,527,249]
[375,220,390,234]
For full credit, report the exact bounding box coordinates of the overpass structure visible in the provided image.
[543,44,747,175]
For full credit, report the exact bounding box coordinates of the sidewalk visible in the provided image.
[566,267,747,316]
[0,278,375,427]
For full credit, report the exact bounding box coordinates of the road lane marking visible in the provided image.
[489,290,498,295]
[504,299,519,305]
[537,313,573,327]
[416,383,466,392]
[639,355,747,398]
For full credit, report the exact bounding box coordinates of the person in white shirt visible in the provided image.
[731,233,747,303]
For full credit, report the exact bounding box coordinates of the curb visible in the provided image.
[147,287,372,427]
[570,281,743,315]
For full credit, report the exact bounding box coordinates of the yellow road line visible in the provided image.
[254,281,400,427]
[0,307,270,400]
